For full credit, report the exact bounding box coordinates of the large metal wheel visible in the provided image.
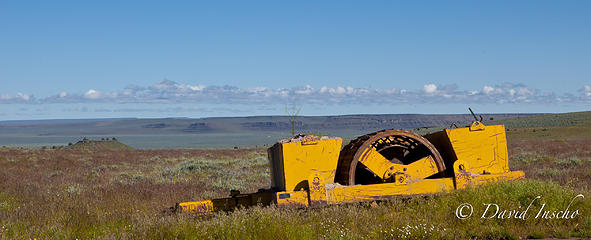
[335,129,446,185]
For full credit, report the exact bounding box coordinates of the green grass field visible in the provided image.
[1,112,591,239]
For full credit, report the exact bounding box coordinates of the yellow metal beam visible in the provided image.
[453,159,525,189]
[326,178,455,204]
[359,147,440,181]
[178,200,214,215]
[387,155,440,181]
[357,146,396,178]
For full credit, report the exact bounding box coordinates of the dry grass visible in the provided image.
[0,148,269,239]
[0,136,590,239]
[509,138,591,191]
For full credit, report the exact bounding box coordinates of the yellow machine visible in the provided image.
[174,121,524,214]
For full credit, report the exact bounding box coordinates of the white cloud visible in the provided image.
[247,87,268,93]
[2,80,591,106]
[325,86,347,95]
[16,93,30,101]
[423,84,438,94]
[294,85,313,95]
[517,88,535,96]
[584,85,591,97]
[84,89,101,99]
[482,86,494,95]
[508,89,516,96]
[188,85,205,91]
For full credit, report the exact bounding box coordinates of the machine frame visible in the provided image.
[175,121,525,215]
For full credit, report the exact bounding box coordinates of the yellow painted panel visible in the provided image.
[270,136,342,191]
[308,173,328,206]
[326,178,454,204]
[275,190,309,207]
[446,124,510,175]
[453,159,525,189]
[178,200,214,214]
[471,171,525,185]
[178,192,276,214]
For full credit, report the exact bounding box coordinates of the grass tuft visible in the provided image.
[0,136,590,239]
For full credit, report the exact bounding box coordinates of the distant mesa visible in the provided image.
[183,122,214,133]
[143,123,167,128]
[68,138,133,150]
[241,121,291,130]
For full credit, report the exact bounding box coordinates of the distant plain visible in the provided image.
[2,112,591,239]
[0,113,539,149]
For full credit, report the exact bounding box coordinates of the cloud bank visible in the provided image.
[1,80,590,105]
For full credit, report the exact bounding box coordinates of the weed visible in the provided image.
[64,184,84,196]
[541,168,560,177]
[0,138,590,239]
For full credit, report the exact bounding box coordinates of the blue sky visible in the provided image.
[1,1,590,120]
